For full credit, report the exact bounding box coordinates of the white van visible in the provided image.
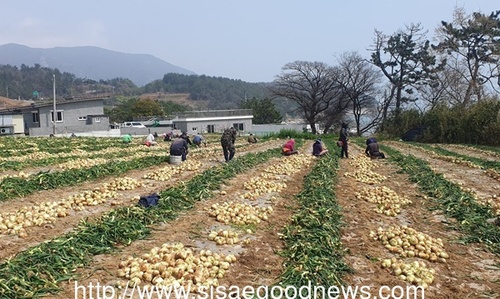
[122,122,146,128]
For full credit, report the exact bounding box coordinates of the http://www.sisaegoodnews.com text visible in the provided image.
[74,281,425,299]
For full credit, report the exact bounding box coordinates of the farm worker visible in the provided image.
[164,132,173,142]
[365,138,385,159]
[193,133,206,147]
[180,132,192,146]
[247,133,258,143]
[221,127,237,162]
[338,122,349,158]
[282,138,299,156]
[312,138,328,157]
[170,135,189,161]
[144,133,157,147]
[122,133,132,144]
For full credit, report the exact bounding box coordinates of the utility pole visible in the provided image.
[53,74,56,135]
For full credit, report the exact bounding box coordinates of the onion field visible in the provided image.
[0,135,498,299]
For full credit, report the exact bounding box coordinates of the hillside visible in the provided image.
[0,96,33,109]
[0,43,196,86]
[139,93,209,110]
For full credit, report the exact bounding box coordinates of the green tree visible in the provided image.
[105,97,138,123]
[239,97,282,124]
[434,9,500,104]
[131,98,164,118]
[160,101,189,115]
[370,24,444,122]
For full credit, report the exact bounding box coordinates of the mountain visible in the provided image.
[0,43,196,86]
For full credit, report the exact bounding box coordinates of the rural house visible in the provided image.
[20,97,110,136]
[171,109,253,135]
[0,112,24,135]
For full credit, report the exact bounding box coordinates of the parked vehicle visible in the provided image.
[122,122,146,128]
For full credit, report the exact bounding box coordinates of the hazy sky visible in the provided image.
[1,1,498,83]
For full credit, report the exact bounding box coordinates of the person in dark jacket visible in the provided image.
[170,136,189,161]
[312,138,328,157]
[339,122,349,158]
[180,132,192,145]
[365,138,385,159]
[221,127,237,162]
[247,133,258,143]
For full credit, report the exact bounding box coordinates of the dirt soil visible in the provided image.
[432,144,500,162]
[45,141,315,299]
[386,141,500,208]
[2,139,499,299]
[337,143,499,299]
[0,140,283,262]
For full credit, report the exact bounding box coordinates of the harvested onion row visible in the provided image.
[444,144,500,158]
[355,186,412,216]
[207,229,241,245]
[485,169,500,182]
[0,171,30,182]
[344,169,387,184]
[264,154,314,176]
[58,158,109,170]
[241,178,287,200]
[381,258,435,289]
[344,154,387,184]
[143,160,202,181]
[240,154,313,200]
[116,243,237,292]
[208,201,272,225]
[348,154,377,170]
[399,143,481,169]
[59,150,167,171]
[370,226,449,262]
[0,177,143,237]
[458,186,500,215]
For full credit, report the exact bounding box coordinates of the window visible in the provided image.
[192,127,197,131]
[233,123,244,131]
[78,116,87,121]
[94,117,101,123]
[32,111,39,123]
[50,110,64,123]
[207,124,215,133]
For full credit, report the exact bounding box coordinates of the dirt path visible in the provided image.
[434,144,500,162]
[46,142,316,299]
[0,140,283,262]
[336,144,499,299]
[386,141,499,213]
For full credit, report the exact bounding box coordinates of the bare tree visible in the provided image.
[333,52,382,135]
[270,61,339,134]
[417,60,469,109]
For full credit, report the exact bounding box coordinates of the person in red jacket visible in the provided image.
[282,138,299,156]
